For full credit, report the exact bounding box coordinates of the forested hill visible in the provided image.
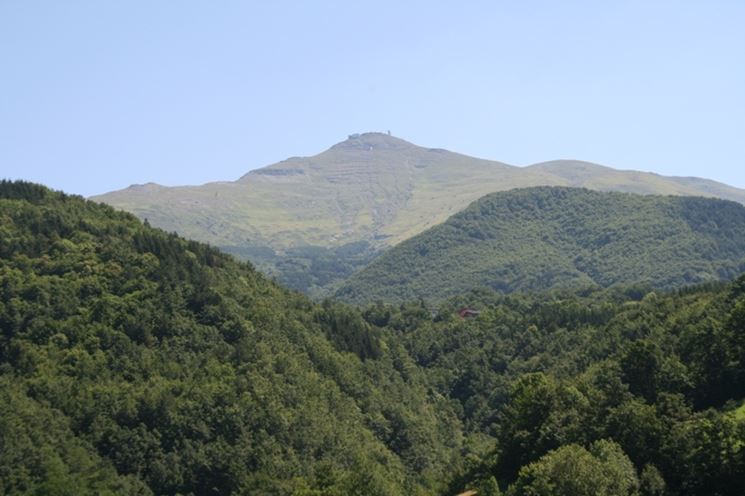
[0,181,462,495]
[1,181,744,495]
[337,187,745,304]
[391,280,745,495]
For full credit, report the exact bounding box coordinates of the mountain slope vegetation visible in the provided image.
[373,281,745,495]
[2,181,743,495]
[337,187,745,304]
[92,133,745,252]
[92,133,745,295]
[0,181,461,495]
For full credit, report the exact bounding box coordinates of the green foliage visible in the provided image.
[313,300,383,360]
[0,181,458,495]
[338,187,745,304]
[223,240,380,299]
[639,464,666,496]
[3,180,744,495]
[507,440,639,496]
[0,379,149,495]
[383,281,745,495]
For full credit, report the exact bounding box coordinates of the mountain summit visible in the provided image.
[93,133,745,255]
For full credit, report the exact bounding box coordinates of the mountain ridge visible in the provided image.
[93,132,745,253]
[336,186,745,304]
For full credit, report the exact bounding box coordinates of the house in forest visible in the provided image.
[458,308,481,319]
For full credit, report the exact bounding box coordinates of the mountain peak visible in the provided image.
[125,182,164,192]
[329,132,415,152]
[93,135,745,257]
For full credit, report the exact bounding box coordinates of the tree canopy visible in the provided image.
[337,187,745,304]
[1,181,743,495]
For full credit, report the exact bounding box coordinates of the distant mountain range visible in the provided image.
[92,132,745,254]
[336,187,745,304]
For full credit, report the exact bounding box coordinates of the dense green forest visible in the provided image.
[388,284,745,494]
[1,181,744,495]
[337,187,745,304]
[0,181,462,495]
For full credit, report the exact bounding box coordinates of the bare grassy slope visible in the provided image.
[93,133,745,252]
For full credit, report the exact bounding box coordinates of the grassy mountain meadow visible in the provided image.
[337,187,745,304]
[92,133,745,296]
[2,180,744,495]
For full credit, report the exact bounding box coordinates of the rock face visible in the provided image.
[92,132,745,254]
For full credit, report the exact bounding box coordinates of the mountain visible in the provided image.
[2,181,744,495]
[0,181,461,495]
[92,132,745,254]
[528,159,745,201]
[336,187,745,304]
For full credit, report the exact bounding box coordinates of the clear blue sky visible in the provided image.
[1,1,744,197]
